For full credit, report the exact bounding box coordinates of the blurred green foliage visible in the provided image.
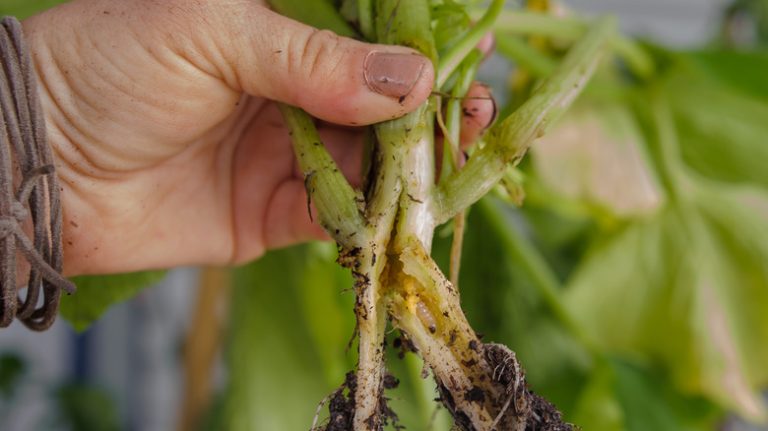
[215,243,357,430]
[0,0,66,18]
[60,271,167,332]
[52,383,122,431]
[0,352,121,431]
[0,353,26,399]
[725,0,768,45]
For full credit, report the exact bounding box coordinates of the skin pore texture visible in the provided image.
[20,0,495,276]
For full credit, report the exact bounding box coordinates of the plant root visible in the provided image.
[430,342,573,431]
[482,343,573,431]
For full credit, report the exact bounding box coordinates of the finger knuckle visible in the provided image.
[296,29,345,82]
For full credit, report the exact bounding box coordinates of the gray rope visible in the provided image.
[0,16,75,331]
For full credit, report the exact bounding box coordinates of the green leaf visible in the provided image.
[662,50,768,188]
[0,353,26,399]
[568,362,624,431]
[566,353,722,431]
[219,243,356,431]
[684,50,768,100]
[564,193,768,420]
[59,271,166,332]
[0,0,66,19]
[294,243,358,384]
[267,0,358,38]
[431,0,471,55]
[52,383,121,431]
[610,359,721,431]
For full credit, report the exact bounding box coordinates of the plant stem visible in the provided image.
[495,35,557,77]
[373,0,437,60]
[351,128,405,431]
[440,51,481,288]
[389,240,500,430]
[487,10,654,78]
[434,18,614,224]
[357,0,374,40]
[278,104,369,248]
[387,105,439,248]
[437,0,505,88]
[440,50,482,183]
[268,0,358,37]
[352,250,389,431]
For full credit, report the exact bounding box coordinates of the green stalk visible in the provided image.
[486,10,654,78]
[440,49,483,183]
[437,0,505,88]
[268,0,358,37]
[440,50,481,288]
[434,18,614,224]
[491,10,584,39]
[278,104,369,248]
[494,35,557,77]
[357,0,374,40]
[373,0,437,60]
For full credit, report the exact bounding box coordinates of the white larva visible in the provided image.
[415,300,437,334]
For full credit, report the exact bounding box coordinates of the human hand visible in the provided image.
[22,0,496,276]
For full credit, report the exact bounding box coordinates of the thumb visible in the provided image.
[195,4,434,125]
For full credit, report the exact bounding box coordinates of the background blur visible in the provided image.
[1,0,767,430]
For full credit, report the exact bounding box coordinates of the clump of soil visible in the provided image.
[324,372,356,431]
[320,371,402,431]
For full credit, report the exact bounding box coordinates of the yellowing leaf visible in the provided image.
[532,102,664,218]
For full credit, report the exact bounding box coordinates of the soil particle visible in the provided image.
[465,386,486,404]
[383,373,400,390]
[525,393,573,431]
[393,333,418,359]
[448,329,458,346]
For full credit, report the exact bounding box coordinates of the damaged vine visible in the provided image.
[272,0,614,429]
